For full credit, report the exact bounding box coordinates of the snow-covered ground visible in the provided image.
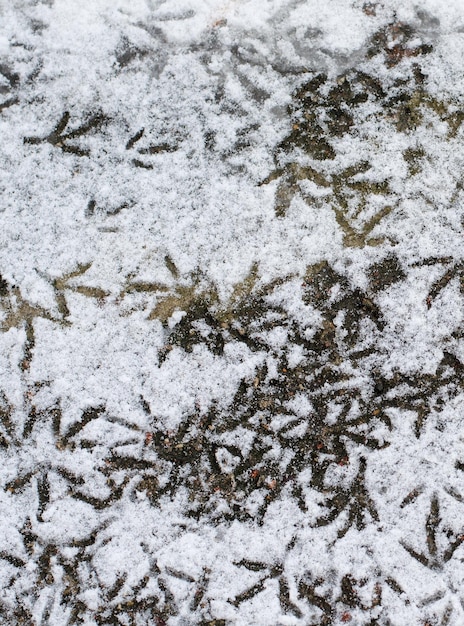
[2,0,464,624]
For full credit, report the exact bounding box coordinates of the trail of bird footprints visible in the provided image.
[2,7,464,625]
[2,251,464,624]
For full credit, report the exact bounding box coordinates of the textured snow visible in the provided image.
[2,0,464,624]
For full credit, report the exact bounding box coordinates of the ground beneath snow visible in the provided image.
[2,1,464,624]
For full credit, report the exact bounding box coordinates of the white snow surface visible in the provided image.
[2,0,464,624]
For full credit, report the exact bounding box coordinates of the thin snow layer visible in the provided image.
[2,0,464,625]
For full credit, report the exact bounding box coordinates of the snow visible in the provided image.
[2,0,464,624]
